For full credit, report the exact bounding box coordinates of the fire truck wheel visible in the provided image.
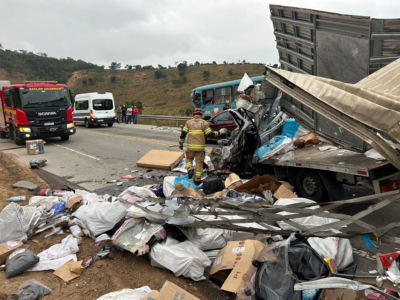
[61,135,70,141]
[11,129,25,146]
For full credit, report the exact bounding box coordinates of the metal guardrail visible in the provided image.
[138,115,191,126]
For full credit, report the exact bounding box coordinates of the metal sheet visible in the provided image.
[316,30,370,83]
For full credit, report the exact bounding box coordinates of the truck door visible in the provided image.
[4,89,16,124]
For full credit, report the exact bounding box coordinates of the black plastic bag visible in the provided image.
[6,249,40,279]
[9,279,51,300]
[203,178,224,195]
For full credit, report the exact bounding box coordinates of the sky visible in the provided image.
[1,0,400,68]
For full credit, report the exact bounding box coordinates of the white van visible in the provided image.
[73,92,116,127]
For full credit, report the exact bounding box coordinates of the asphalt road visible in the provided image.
[1,122,400,274]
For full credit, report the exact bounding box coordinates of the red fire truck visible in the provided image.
[0,80,76,145]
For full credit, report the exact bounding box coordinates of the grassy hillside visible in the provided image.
[67,64,265,115]
[0,48,101,84]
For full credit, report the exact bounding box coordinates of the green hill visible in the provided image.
[67,63,265,115]
[0,49,101,83]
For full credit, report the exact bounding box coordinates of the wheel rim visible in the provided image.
[303,176,317,196]
[85,120,89,128]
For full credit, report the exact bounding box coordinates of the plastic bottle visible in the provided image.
[6,196,26,202]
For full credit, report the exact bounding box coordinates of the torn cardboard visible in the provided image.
[0,241,23,265]
[171,182,206,199]
[157,281,200,300]
[318,288,366,300]
[137,150,184,171]
[26,140,45,155]
[225,173,243,189]
[235,175,297,199]
[53,259,84,282]
[210,240,265,293]
[66,195,83,212]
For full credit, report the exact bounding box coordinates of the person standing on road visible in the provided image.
[179,108,228,185]
[121,104,127,123]
[126,106,133,124]
[133,106,139,124]
[116,105,122,123]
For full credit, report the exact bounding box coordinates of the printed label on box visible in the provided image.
[232,247,245,254]
[214,256,222,266]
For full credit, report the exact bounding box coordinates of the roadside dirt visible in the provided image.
[0,152,228,300]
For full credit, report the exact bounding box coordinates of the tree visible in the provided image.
[178,71,185,77]
[110,76,117,83]
[242,60,246,64]
[177,62,187,73]
[203,71,210,79]
[109,62,121,70]
[125,64,132,69]
[0,44,3,50]
[272,64,279,68]
[185,107,193,116]
[228,69,233,75]
[82,79,87,85]
[88,78,94,85]
[154,70,164,79]
[143,65,154,69]
[134,65,142,70]
[194,61,200,66]
[158,64,166,69]
[212,61,217,65]
[223,61,227,65]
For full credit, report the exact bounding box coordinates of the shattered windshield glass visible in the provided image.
[19,87,71,108]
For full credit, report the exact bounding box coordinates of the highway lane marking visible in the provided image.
[78,128,212,152]
[53,143,101,161]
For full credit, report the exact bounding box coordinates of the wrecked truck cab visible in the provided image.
[212,62,400,202]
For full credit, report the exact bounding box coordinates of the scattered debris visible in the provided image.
[12,181,38,191]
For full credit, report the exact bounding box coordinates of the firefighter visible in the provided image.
[179,108,227,185]
[223,100,231,111]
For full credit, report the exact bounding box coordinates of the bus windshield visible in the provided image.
[191,75,265,119]
[19,87,71,108]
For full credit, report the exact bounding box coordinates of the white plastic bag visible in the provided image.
[0,203,42,243]
[191,227,227,251]
[118,186,157,200]
[274,198,340,232]
[364,148,386,160]
[163,176,177,198]
[28,235,79,271]
[237,73,254,94]
[28,196,60,211]
[96,286,151,300]
[308,237,354,271]
[73,201,130,238]
[150,237,211,281]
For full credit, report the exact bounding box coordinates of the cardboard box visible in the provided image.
[157,281,200,300]
[26,140,45,155]
[136,150,184,171]
[69,225,84,237]
[145,290,160,300]
[224,173,243,189]
[235,175,297,199]
[210,240,265,293]
[0,241,24,265]
[318,288,366,300]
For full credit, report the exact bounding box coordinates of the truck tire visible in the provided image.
[61,135,70,141]
[85,119,91,128]
[10,127,25,146]
[295,170,329,202]
[107,123,113,127]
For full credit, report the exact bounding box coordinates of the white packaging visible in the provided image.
[150,237,211,281]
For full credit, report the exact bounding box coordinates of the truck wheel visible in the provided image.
[85,119,91,128]
[11,128,25,146]
[107,123,113,127]
[295,170,329,202]
[61,135,70,141]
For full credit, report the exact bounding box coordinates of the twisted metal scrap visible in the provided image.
[124,190,400,244]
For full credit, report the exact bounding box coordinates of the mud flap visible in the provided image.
[318,170,345,201]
